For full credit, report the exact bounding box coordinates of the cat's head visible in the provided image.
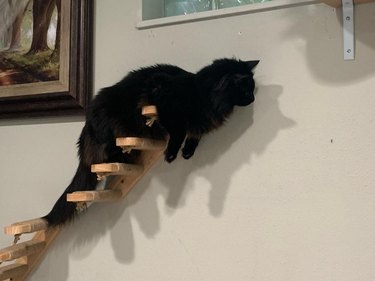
[197,58,259,109]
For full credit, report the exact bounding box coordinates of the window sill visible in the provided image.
[137,0,320,30]
[323,0,375,7]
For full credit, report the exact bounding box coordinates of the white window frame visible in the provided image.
[137,0,320,29]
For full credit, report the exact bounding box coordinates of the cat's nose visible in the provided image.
[247,94,255,103]
[238,93,254,106]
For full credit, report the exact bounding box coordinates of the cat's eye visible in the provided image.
[233,75,251,87]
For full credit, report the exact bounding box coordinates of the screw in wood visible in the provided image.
[76,202,88,214]
[13,234,21,244]
[122,147,132,154]
[145,117,157,127]
[97,174,106,181]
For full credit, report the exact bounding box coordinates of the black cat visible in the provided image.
[43,58,259,226]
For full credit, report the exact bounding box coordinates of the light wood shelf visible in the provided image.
[141,105,157,117]
[116,137,167,153]
[4,219,48,236]
[0,105,166,281]
[0,241,45,262]
[110,146,165,199]
[0,263,28,281]
[91,163,143,180]
[67,190,122,202]
[142,105,158,126]
[8,228,60,281]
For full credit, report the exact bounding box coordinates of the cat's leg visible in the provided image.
[165,127,186,163]
[182,136,200,160]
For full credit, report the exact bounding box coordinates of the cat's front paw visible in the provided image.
[182,148,194,160]
[165,153,177,163]
[181,138,199,160]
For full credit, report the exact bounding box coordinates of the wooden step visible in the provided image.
[11,228,60,281]
[4,219,48,236]
[0,263,28,281]
[0,241,45,262]
[142,105,158,126]
[116,137,166,153]
[142,105,157,117]
[67,190,122,203]
[91,163,143,180]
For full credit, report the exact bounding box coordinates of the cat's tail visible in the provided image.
[42,162,97,226]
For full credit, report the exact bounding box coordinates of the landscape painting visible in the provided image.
[0,0,93,119]
[0,0,60,87]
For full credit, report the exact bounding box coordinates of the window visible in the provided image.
[139,0,315,29]
[142,0,270,21]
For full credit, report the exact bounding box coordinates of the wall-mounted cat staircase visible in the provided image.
[0,106,166,281]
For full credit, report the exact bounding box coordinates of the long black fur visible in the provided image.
[43,58,259,226]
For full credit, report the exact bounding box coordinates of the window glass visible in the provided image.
[143,0,271,20]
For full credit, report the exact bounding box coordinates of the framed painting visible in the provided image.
[0,0,93,119]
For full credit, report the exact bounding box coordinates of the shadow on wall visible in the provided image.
[36,84,295,280]
[155,84,296,217]
[283,3,375,84]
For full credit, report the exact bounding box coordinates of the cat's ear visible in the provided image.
[245,60,260,70]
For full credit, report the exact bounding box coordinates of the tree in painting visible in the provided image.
[8,0,28,51]
[0,0,61,86]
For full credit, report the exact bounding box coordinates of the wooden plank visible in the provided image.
[67,190,122,202]
[91,163,143,176]
[4,219,48,235]
[0,241,45,262]
[10,228,60,281]
[322,0,374,7]
[106,147,165,199]
[2,116,165,280]
[142,105,158,126]
[116,137,166,153]
[0,263,28,281]
[141,105,157,117]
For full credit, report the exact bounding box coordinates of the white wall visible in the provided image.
[1,1,375,280]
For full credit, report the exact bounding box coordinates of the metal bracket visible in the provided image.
[342,0,354,60]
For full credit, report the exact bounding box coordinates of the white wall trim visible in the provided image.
[137,0,320,29]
